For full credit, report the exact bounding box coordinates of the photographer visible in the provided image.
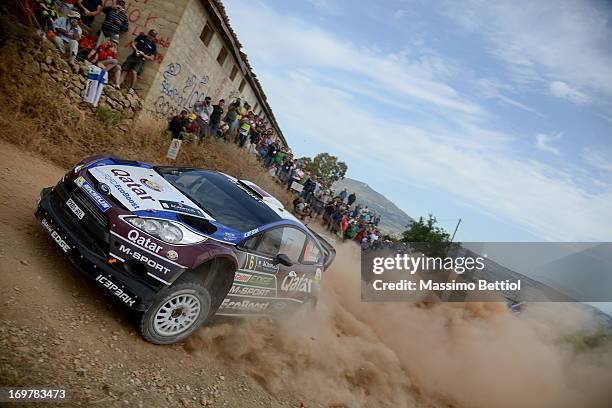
[118,29,158,91]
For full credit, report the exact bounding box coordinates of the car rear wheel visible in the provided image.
[138,277,212,345]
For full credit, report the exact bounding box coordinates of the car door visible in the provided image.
[216,225,322,316]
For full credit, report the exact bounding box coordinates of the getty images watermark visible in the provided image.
[361,242,612,303]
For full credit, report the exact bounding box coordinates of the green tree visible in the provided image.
[401,214,450,243]
[298,153,347,184]
[400,214,451,256]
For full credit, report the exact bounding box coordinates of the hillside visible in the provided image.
[333,177,414,235]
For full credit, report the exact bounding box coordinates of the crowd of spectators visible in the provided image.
[32,0,157,91]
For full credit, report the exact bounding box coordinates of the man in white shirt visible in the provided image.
[52,11,82,63]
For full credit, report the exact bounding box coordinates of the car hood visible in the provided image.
[88,164,213,220]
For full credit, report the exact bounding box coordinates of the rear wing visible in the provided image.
[308,228,336,271]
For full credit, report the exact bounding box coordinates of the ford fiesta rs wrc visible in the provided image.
[36,155,335,344]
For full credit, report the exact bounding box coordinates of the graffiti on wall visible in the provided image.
[103,0,171,64]
[154,62,211,116]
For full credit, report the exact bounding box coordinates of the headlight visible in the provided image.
[124,217,206,245]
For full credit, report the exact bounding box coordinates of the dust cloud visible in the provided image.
[187,241,612,407]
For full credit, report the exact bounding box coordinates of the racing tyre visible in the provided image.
[139,276,212,345]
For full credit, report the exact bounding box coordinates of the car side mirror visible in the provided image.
[275,253,293,267]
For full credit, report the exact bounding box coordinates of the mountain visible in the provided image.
[332,178,414,236]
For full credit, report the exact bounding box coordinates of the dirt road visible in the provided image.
[2,140,612,408]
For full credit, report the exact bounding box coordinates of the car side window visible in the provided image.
[303,238,321,264]
[256,228,283,256]
[278,227,307,263]
[243,227,307,263]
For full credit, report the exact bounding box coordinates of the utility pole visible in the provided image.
[450,218,462,243]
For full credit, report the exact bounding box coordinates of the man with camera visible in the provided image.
[118,29,158,92]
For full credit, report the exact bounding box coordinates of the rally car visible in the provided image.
[35,155,335,344]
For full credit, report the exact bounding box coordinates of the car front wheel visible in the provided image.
[138,277,212,345]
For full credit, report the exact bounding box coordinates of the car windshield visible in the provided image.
[157,168,281,232]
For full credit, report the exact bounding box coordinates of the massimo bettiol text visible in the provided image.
[360,248,527,302]
[361,242,612,303]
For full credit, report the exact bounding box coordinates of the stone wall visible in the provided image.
[10,42,144,124]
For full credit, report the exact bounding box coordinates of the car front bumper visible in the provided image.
[35,186,161,311]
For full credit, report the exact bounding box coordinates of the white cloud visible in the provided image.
[477,79,545,117]
[581,148,612,173]
[226,0,483,117]
[549,81,590,104]
[440,0,612,101]
[535,132,562,155]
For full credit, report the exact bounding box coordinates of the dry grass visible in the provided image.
[0,41,294,207]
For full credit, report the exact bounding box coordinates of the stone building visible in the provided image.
[93,0,285,145]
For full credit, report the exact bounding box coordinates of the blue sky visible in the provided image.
[224,0,612,242]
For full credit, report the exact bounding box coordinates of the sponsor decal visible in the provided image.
[110,169,156,203]
[166,250,178,261]
[127,229,163,253]
[281,272,313,294]
[98,182,111,195]
[159,200,204,217]
[243,228,259,238]
[66,198,85,220]
[233,271,277,289]
[75,176,111,212]
[140,178,163,192]
[229,285,273,297]
[101,173,141,210]
[234,272,251,282]
[244,253,279,274]
[223,232,238,241]
[41,218,71,253]
[220,298,270,313]
[116,244,171,274]
[95,275,136,307]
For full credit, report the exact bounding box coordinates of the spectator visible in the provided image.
[51,11,82,63]
[76,28,96,61]
[87,34,121,87]
[34,0,59,33]
[347,192,356,206]
[168,110,188,140]
[246,123,258,154]
[96,0,128,47]
[236,114,251,147]
[287,165,304,190]
[184,113,199,139]
[264,143,278,168]
[224,100,240,141]
[119,29,158,91]
[339,188,348,202]
[76,0,102,28]
[193,96,213,141]
[208,99,225,137]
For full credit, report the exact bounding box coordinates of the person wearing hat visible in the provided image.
[96,0,129,47]
[51,11,82,62]
[119,29,158,91]
[87,34,122,87]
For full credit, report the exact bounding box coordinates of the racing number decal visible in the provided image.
[241,253,279,274]
[246,254,256,271]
